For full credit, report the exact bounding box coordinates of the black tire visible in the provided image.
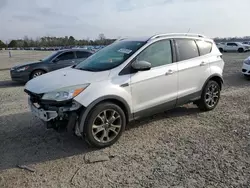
[83,102,126,148]
[238,48,244,53]
[196,80,221,111]
[30,70,46,79]
[219,48,223,53]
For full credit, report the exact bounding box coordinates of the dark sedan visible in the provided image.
[10,49,94,82]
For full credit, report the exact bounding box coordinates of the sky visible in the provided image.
[0,0,249,41]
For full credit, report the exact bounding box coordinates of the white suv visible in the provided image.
[25,33,225,148]
[217,42,250,53]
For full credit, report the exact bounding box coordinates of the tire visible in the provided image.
[83,102,126,148]
[238,48,244,53]
[219,48,223,53]
[196,80,221,111]
[30,70,46,79]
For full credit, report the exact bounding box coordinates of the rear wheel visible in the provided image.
[30,70,45,79]
[196,80,221,111]
[83,102,126,148]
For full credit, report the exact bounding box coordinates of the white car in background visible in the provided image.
[242,57,250,79]
[217,42,250,53]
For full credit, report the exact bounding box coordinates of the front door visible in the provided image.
[130,39,178,118]
[50,51,76,71]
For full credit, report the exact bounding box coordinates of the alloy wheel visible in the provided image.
[92,109,122,143]
[205,83,219,108]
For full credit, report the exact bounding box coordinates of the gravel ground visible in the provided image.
[0,51,249,188]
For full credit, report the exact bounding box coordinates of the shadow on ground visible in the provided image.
[0,106,202,171]
[127,106,201,130]
[0,112,93,171]
[0,80,24,88]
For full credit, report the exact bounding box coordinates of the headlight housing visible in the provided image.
[243,58,250,65]
[16,66,29,72]
[42,84,90,101]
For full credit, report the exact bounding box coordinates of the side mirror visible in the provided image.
[132,60,151,71]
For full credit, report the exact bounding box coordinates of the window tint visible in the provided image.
[227,43,237,46]
[175,39,199,61]
[196,40,212,56]
[137,40,172,68]
[76,51,92,58]
[57,52,74,61]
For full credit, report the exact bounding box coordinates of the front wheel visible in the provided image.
[83,102,126,148]
[196,80,221,111]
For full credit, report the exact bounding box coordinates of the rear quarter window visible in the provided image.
[196,40,212,56]
[175,39,199,61]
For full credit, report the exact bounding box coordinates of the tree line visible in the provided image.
[0,34,116,48]
[1,34,250,49]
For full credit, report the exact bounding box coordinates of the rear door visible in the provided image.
[50,51,76,71]
[175,39,211,104]
[75,51,93,64]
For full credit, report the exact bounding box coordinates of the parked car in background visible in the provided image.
[10,49,93,82]
[217,42,250,53]
[242,41,250,45]
[24,33,224,148]
[242,56,250,79]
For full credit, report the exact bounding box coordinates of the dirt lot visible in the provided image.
[0,50,249,188]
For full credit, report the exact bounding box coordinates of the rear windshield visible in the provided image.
[75,40,146,72]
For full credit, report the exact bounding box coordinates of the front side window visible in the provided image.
[175,39,199,61]
[137,40,172,68]
[196,40,212,56]
[56,52,75,61]
[75,41,146,71]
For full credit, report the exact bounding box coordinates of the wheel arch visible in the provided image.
[79,95,132,133]
[202,74,224,91]
[29,68,47,79]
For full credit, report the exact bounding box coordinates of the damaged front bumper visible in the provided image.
[25,89,83,134]
[28,98,82,122]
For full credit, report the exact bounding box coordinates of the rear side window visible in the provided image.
[76,51,92,58]
[175,39,199,61]
[196,40,212,56]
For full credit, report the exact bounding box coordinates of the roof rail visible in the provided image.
[149,33,206,41]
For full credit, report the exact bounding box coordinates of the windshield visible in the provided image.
[75,40,146,71]
[41,51,59,62]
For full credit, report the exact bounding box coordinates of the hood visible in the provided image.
[25,67,110,94]
[12,61,42,69]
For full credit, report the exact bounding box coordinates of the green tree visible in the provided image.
[0,40,7,48]
[8,40,17,48]
[69,36,75,45]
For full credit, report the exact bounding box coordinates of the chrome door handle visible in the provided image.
[165,69,174,75]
